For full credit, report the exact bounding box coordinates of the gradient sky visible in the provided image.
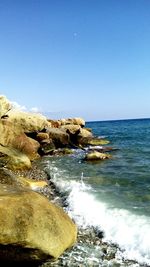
[0,0,150,121]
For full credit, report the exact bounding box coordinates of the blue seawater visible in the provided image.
[42,118,150,266]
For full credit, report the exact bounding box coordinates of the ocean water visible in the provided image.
[42,118,150,266]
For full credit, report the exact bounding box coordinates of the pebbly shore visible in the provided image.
[13,158,145,267]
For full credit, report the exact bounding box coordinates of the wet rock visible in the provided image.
[78,137,110,146]
[85,151,111,161]
[39,139,55,155]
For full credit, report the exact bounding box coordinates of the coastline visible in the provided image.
[27,158,142,267]
[0,96,149,266]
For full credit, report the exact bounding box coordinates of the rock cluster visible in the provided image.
[0,96,79,263]
[0,95,111,264]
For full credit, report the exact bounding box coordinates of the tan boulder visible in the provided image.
[59,117,85,127]
[7,110,50,133]
[47,119,61,128]
[0,120,40,165]
[0,119,23,147]
[0,184,77,261]
[61,124,81,134]
[0,145,31,170]
[47,127,70,147]
[12,133,40,160]
[85,151,111,161]
[0,95,11,118]
[36,132,50,142]
[79,128,93,138]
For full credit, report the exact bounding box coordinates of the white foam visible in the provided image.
[47,162,150,265]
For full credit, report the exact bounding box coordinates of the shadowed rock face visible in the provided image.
[0,184,77,261]
[46,128,70,148]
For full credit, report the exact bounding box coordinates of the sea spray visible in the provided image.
[41,119,150,266]
[44,157,150,266]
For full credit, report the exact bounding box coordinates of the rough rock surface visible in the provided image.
[0,95,11,118]
[0,184,77,261]
[7,110,50,133]
[59,117,85,127]
[85,151,111,161]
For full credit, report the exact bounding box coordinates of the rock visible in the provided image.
[7,110,50,133]
[0,184,77,261]
[47,119,61,128]
[61,124,81,134]
[12,133,40,160]
[88,138,110,145]
[36,132,50,142]
[78,128,93,138]
[0,119,23,147]
[59,118,85,127]
[85,151,111,161]
[0,167,48,191]
[16,176,48,191]
[0,167,19,185]
[79,137,110,146]
[46,128,70,148]
[0,145,31,170]
[0,120,40,168]
[51,148,73,156]
[0,95,12,118]
[39,138,56,155]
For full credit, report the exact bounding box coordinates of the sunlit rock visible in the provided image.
[0,95,11,118]
[85,151,111,161]
[59,117,85,127]
[0,184,77,261]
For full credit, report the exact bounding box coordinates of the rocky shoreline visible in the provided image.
[0,95,147,267]
[15,159,143,267]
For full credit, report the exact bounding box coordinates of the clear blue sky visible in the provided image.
[0,0,150,121]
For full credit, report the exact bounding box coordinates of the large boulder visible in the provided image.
[0,184,77,261]
[7,110,50,133]
[12,133,40,160]
[0,95,11,118]
[46,128,70,148]
[0,119,23,147]
[0,145,31,170]
[0,120,39,168]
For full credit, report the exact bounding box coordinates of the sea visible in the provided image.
[41,118,150,266]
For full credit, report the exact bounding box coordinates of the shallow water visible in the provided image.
[41,118,150,266]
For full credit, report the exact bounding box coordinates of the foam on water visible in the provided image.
[47,162,150,266]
